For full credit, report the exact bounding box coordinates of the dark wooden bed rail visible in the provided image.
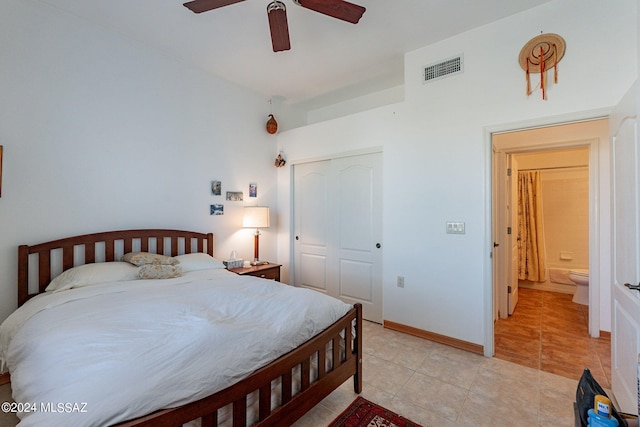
[114,303,363,427]
[18,229,214,306]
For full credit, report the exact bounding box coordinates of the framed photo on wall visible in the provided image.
[211,180,221,196]
[226,191,243,201]
[210,204,223,215]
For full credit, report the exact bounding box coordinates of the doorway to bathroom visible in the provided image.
[491,119,611,384]
[491,118,610,379]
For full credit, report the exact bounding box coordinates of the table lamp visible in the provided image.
[243,206,270,265]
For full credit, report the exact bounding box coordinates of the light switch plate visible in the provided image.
[446,221,465,234]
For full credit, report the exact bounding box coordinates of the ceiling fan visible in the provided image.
[183,0,366,52]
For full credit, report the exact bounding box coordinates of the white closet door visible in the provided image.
[293,152,383,323]
[293,160,331,294]
[332,153,383,323]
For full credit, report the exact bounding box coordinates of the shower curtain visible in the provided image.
[517,171,547,282]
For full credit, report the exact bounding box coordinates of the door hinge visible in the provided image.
[507,227,512,235]
[507,168,512,176]
[508,285,512,294]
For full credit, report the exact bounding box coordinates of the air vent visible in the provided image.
[423,55,463,83]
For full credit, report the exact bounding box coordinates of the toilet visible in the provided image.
[569,269,589,305]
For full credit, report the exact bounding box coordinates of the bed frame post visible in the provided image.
[18,245,29,307]
[206,233,214,256]
[354,303,363,394]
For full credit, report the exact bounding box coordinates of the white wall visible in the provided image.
[540,168,589,269]
[277,0,636,347]
[0,0,278,322]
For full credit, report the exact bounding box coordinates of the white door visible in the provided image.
[493,150,517,318]
[494,150,508,318]
[293,153,383,323]
[610,82,640,415]
[293,160,331,294]
[508,156,519,315]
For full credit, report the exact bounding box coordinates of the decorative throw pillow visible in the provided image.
[173,253,226,272]
[121,252,178,266]
[138,264,183,280]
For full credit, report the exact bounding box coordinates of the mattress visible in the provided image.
[0,268,351,427]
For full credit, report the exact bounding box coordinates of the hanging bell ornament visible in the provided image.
[266,114,278,134]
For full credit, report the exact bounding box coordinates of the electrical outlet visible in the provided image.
[397,276,405,288]
[446,221,465,234]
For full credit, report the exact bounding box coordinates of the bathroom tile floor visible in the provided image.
[494,287,611,389]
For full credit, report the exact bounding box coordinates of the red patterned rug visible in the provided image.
[328,396,423,427]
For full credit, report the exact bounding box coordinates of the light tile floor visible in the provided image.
[293,320,579,427]
[0,319,580,427]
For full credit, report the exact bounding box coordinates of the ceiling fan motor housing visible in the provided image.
[268,0,286,12]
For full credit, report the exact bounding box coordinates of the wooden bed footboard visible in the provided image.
[114,303,363,427]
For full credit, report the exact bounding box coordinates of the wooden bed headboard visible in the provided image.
[18,229,214,306]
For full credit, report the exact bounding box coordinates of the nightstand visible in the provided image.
[228,263,281,282]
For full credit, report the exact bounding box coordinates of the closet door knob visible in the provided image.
[376,243,381,248]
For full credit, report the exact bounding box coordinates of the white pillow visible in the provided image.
[173,253,225,272]
[46,262,140,292]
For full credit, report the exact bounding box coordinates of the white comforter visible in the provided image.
[0,268,351,427]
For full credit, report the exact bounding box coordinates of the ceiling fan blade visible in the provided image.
[183,0,245,14]
[267,1,291,52]
[295,0,365,24]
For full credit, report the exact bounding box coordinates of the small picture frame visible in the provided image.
[210,204,223,215]
[211,180,221,196]
[226,191,243,201]
[249,182,257,198]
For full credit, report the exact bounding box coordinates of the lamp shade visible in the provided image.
[243,206,270,228]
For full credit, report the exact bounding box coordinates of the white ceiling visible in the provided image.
[39,0,553,108]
